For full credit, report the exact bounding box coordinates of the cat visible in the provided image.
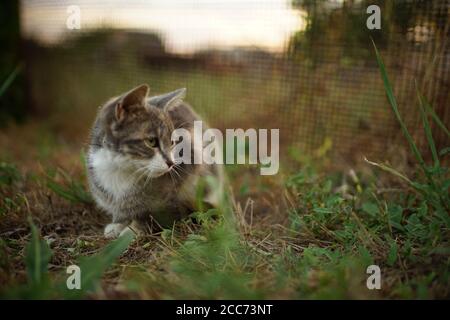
[86,84,224,238]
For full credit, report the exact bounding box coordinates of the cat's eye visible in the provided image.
[144,137,158,148]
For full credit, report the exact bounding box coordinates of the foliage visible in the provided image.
[1,220,133,299]
[45,167,92,205]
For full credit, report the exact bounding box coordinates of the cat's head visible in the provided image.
[101,84,185,178]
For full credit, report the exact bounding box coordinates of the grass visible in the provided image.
[0,64,22,98]
[0,44,448,299]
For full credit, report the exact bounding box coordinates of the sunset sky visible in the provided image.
[21,0,306,53]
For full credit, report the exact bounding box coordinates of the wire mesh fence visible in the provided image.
[20,0,449,164]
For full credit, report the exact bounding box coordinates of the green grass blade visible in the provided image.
[364,157,417,189]
[372,39,431,175]
[371,39,427,171]
[0,64,23,98]
[46,170,92,204]
[25,218,52,287]
[371,40,448,210]
[416,85,439,168]
[46,179,79,202]
[421,94,450,138]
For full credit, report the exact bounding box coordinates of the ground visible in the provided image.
[0,120,448,299]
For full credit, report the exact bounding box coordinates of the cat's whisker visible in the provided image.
[172,165,183,176]
[171,166,182,179]
[132,166,150,186]
[129,169,143,186]
[134,172,148,187]
[174,164,194,177]
[138,164,153,189]
[143,173,153,189]
[132,166,148,179]
[168,170,177,187]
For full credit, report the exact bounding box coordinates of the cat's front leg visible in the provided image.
[104,220,143,238]
[104,209,135,238]
[104,222,127,238]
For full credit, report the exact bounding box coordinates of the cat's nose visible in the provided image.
[166,159,174,168]
[161,152,174,168]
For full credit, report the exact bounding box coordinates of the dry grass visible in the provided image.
[1,120,448,299]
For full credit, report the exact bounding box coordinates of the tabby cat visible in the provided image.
[86,84,223,238]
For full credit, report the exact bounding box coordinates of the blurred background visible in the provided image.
[1,0,449,167]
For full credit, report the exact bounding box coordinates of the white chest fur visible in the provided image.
[89,148,137,199]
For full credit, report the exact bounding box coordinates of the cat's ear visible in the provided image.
[149,88,186,111]
[115,84,150,121]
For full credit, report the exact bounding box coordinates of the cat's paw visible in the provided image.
[104,223,126,238]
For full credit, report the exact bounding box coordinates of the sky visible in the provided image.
[21,0,306,54]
